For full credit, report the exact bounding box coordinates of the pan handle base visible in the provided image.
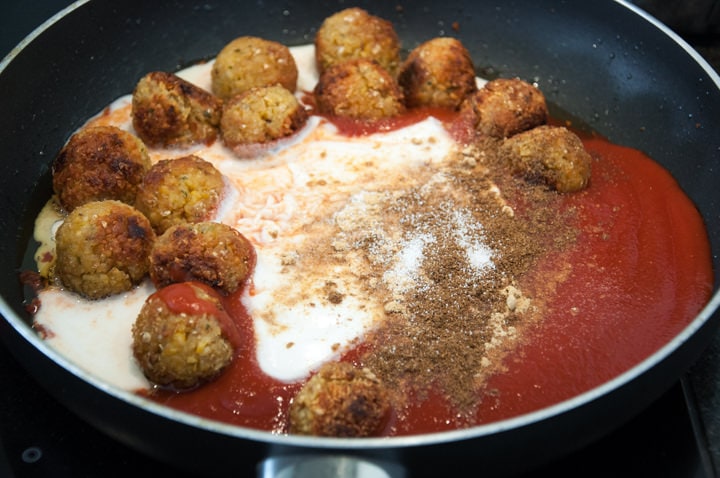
[257,454,407,478]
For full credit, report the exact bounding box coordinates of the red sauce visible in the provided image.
[152,282,245,349]
[155,282,225,317]
[325,107,457,136]
[143,121,713,436]
[299,91,457,136]
[20,270,44,316]
[148,287,302,433]
[476,136,713,423]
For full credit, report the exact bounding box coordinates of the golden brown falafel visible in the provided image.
[132,281,236,389]
[397,37,478,110]
[288,362,390,437]
[134,155,225,234]
[211,36,298,101]
[315,7,401,76]
[52,126,151,212]
[149,221,254,295]
[500,125,592,193]
[220,85,308,158]
[54,200,155,299]
[314,59,405,121]
[132,71,223,148]
[458,78,548,139]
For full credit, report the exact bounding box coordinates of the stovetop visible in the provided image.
[1,2,719,477]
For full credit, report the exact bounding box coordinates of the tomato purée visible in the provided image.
[476,136,713,423]
[146,123,713,436]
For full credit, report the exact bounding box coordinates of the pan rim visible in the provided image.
[3,289,719,449]
[1,0,719,451]
[0,0,89,71]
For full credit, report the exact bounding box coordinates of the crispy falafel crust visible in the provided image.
[54,200,155,299]
[220,85,308,155]
[132,71,223,148]
[132,282,234,389]
[398,37,478,110]
[52,126,151,212]
[458,78,549,139]
[150,222,254,295]
[314,59,405,120]
[500,125,592,193]
[211,36,298,101]
[135,155,225,234]
[288,362,390,437]
[314,7,401,76]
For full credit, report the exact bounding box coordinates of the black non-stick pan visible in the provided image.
[1,1,720,476]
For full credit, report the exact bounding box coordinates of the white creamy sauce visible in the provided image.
[33,44,500,390]
[36,281,155,390]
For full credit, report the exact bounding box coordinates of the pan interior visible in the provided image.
[1,0,719,461]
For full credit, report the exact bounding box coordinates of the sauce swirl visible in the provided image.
[142,127,712,436]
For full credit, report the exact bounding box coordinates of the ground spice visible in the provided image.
[355,139,576,424]
[282,134,578,428]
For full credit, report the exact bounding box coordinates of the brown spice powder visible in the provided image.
[283,136,577,428]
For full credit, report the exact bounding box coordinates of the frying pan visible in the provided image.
[1,0,719,476]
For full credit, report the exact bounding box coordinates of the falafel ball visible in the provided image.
[211,36,298,101]
[397,37,478,110]
[52,126,151,212]
[314,59,405,121]
[315,7,401,76]
[288,362,390,437]
[149,221,254,295]
[220,85,308,157]
[132,281,236,389]
[134,155,225,234]
[500,125,592,193]
[132,71,223,148]
[457,78,548,139]
[54,200,155,299]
